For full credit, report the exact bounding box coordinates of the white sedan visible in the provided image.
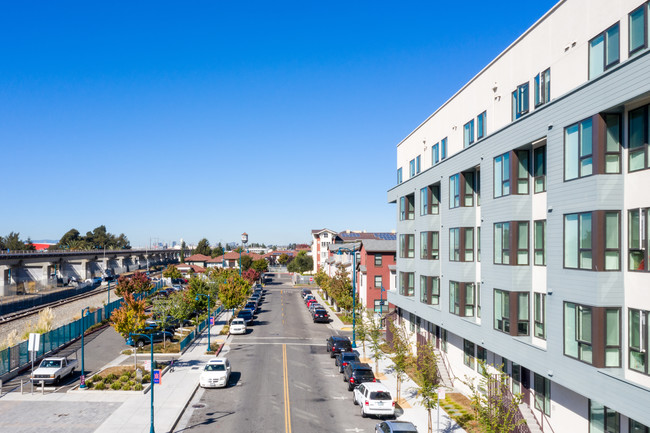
[229,318,247,335]
[200,357,231,388]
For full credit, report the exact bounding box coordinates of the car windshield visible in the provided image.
[356,370,375,380]
[232,320,244,325]
[40,360,61,368]
[205,364,226,371]
[370,391,392,400]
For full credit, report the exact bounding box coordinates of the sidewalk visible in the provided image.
[313,290,466,433]
[0,309,232,433]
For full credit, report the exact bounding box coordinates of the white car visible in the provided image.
[353,382,395,419]
[200,357,231,388]
[229,318,247,335]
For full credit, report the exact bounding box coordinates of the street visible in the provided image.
[175,276,385,433]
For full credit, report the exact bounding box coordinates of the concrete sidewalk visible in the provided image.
[313,290,466,433]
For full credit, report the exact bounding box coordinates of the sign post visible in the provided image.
[28,333,40,394]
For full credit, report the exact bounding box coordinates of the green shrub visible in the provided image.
[105,373,118,382]
[120,375,129,383]
[94,382,106,390]
[85,380,94,389]
[122,383,131,391]
[110,382,122,390]
[127,380,135,387]
[134,383,143,391]
[143,374,151,383]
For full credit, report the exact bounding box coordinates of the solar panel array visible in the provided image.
[373,232,396,240]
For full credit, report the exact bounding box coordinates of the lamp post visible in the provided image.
[379,285,386,314]
[239,232,248,277]
[195,293,211,353]
[335,244,359,348]
[79,307,91,389]
[129,332,156,433]
[107,280,111,304]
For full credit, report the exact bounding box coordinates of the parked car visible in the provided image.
[354,382,395,419]
[343,362,376,391]
[30,357,78,385]
[199,357,231,388]
[304,294,315,304]
[306,299,319,309]
[229,318,247,335]
[375,421,418,433]
[245,301,258,313]
[326,336,353,358]
[237,308,254,325]
[335,351,360,373]
[312,308,330,323]
[126,328,174,348]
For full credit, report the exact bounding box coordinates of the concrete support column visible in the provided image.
[80,260,89,280]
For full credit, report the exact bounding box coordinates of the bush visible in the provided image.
[143,374,151,383]
[134,383,143,391]
[94,382,106,390]
[110,382,122,390]
[105,373,118,383]
[85,380,94,389]
[120,375,129,383]
[122,383,131,391]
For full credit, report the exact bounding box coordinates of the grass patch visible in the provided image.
[443,393,480,432]
[220,325,229,335]
[85,365,150,391]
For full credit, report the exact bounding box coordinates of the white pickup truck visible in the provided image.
[31,357,78,385]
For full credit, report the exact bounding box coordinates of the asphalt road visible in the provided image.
[174,275,386,433]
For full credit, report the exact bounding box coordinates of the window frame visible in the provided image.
[399,272,414,297]
[420,231,439,260]
[397,167,403,184]
[564,117,594,181]
[534,292,546,339]
[449,227,474,262]
[420,275,440,306]
[432,143,439,165]
[564,302,621,367]
[374,275,382,288]
[533,146,547,193]
[588,22,621,80]
[629,4,648,55]
[564,211,621,271]
[463,119,475,148]
[399,234,415,259]
[449,281,476,318]
[374,254,382,267]
[441,137,447,159]
[628,308,649,375]
[629,105,649,173]
[416,155,421,174]
[463,339,475,369]
[420,184,440,216]
[534,220,546,266]
[534,68,551,107]
[512,82,530,120]
[628,208,649,271]
[477,111,487,140]
[494,152,511,198]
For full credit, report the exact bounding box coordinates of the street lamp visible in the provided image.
[79,307,91,389]
[239,232,248,277]
[195,293,211,353]
[129,331,156,433]
[335,244,359,348]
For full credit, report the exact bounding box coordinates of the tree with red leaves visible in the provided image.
[115,272,153,297]
[242,268,260,284]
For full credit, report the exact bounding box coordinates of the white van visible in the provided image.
[353,382,395,419]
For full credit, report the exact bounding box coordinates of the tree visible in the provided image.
[287,251,313,273]
[4,232,27,251]
[251,259,268,273]
[24,237,36,251]
[211,244,224,258]
[151,298,174,347]
[278,253,289,265]
[368,314,385,375]
[329,265,353,311]
[187,276,218,314]
[388,320,413,405]
[195,238,211,256]
[163,265,182,280]
[168,290,195,322]
[465,361,524,433]
[243,268,260,284]
[218,274,251,312]
[240,254,253,272]
[110,293,148,367]
[355,308,369,358]
[415,341,439,433]
[115,272,152,298]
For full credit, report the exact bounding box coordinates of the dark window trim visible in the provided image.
[494,220,529,266]
[420,231,439,260]
[534,292,546,339]
[534,68,551,108]
[399,271,415,297]
[421,183,440,216]
[533,145,547,193]
[629,4,648,56]
[512,82,530,120]
[628,308,649,375]
[563,210,621,272]
[449,227,474,262]
[534,220,546,266]
[628,104,649,173]
[463,119,475,148]
[450,281,476,317]
[493,289,529,336]
[588,21,621,80]
[419,275,440,305]
[477,111,487,140]
[628,208,649,272]
[374,254,382,267]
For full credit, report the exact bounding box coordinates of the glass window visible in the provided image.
[465,283,475,317]
[534,68,551,106]
[630,419,650,433]
[512,82,530,120]
[399,196,405,221]
[464,171,474,206]
[374,275,382,288]
[420,187,428,216]
[420,231,439,260]
[629,309,648,374]
[517,292,529,336]
[517,222,529,266]
[477,111,486,139]
[416,155,421,174]
[494,289,510,333]
[629,5,647,54]
[628,208,649,271]
[450,174,460,208]
[605,308,620,367]
[397,167,402,184]
[464,228,474,262]
[477,227,481,262]
[477,282,481,318]
[409,159,416,178]
[564,212,592,269]
[628,105,648,172]
[399,272,414,296]
[516,150,529,194]
[375,254,382,267]
[494,222,510,265]
[463,119,475,148]
[534,293,546,339]
[589,23,620,79]
[494,152,511,198]
[420,276,440,306]
[441,137,447,159]
[400,234,414,258]
[463,339,475,369]
[604,114,621,174]
[432,143,439,164]
[589,400,619,433]
[534,220,546,266]
[534,146,546,193]
[449,228,460,262]
[534,373,551,416]
[565,302,593,363]
[449,281,460,315]
[405,194,414,220]
[605,212,620,271]
[565,117,593,180]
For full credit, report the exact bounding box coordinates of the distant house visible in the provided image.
[176,263,205,275]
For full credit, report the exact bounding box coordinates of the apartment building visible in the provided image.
[387,1,650,432]
[311,228,337,272]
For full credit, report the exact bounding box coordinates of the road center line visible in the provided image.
[283,343,292,433]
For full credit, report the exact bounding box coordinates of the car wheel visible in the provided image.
[353,394,358,405]
[360,406,367,418]
[137,340,145,348]
[348,383,353,391]
[343,375,347,382]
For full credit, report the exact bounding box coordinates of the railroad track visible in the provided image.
[0,271,163,326]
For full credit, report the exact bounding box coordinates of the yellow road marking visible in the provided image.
[283,344,292,433]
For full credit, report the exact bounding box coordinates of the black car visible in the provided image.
[326,336,353,358]
[375,421,419,433]
[245,301,258,313]
[312,308,329,323]
[237,308,254,325]
[301,288,312,298]
[343,362,376,391]
[335,351,360,373]
[126,328,174,348]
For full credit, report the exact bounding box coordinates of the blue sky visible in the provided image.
[1,0,557,248]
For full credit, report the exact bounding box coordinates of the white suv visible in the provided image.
[353,382,395,419]
[229,318,247,335]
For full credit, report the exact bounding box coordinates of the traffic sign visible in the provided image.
[210,316,214,325]
[153,369,161,384]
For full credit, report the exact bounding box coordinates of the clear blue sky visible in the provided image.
[1,0,557,248]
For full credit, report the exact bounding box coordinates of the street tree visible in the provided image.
[218,274,251,313]
[251,259,268,273]
[151,298,174,347]
[243,268,260,284]
[355,308,369,358]
[180,241,187,263]
[240,255,253,272]
[194,238,211,256]
[278,253,289,265]
[287,251,312,273]
[110,293,148,367]
[368,314,385,375]
[388,320,413,404]
[168,290,196,322]
[115,272,152,297]
[415,341,439,433]
[162,265,182,279]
